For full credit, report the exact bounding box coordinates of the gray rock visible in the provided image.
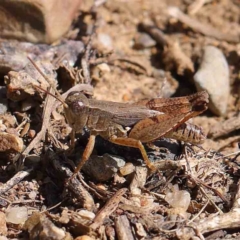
[0,101,7,115]
[0,86,7,114]
[134,33,156,49]
[98,33,113,51]
[82,153,126,182]
[194,46,229,116]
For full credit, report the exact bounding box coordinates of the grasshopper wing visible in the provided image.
[129,91,209,143]
[108,91,208,127]
[135,91,209,114]
[129,111,198,143]
[89,99,160,127]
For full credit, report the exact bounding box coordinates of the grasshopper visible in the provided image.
[64,90,208,176]
[28,58,208,177]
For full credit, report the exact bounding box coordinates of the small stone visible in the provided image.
[21,99,36,111]
[0,132,24,153]
[0,237,8,240]
[119,163,135,176]
[78,210,95,220]
[97,63,111,73]
[6,207,28,225]
[135,222,147,238]
[29,191,37,200]
[0,86,8,114]
[75,236,95,240]
[194,46,229,116]
[0,0,82,43]
[24,212,68,239]
[0,102,7,115]
[165,185,190,211]
[28,129,36,139]
[83,153,125,182]
[134,33,156,49]
[97,33,113,51]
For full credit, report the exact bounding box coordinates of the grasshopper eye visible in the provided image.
[69,100,86,114]
[66,91,89,114]
[77,101,84,107]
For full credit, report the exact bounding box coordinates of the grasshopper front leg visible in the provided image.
[69,135,96,180]
[67,129,76,154]
[109,136,156,171]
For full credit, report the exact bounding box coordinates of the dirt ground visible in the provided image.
[0,0,240,239]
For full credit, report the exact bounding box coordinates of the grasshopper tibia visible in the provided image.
[109,136,156,171]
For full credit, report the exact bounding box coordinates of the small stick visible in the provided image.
[28,57,67,107]
[141,23,194,74]
[90,188,128,230]
[187,0,212,15]
[0,169,32,194]
[81,35,94,84]
[64,168,95,211]
[115,215,135,240]
[168,7,239,43]
[33,85,67,107]
[22,87,56,157]
[208,116,240,139]
[178,180,240,238]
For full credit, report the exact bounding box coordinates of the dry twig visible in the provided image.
[217,135,240,152]
[67,171,95,211]
[22,87,56,157]
[177,180,240,239]
[0,169,32,194]
[115,215,134,240]
[168,7,239,43]
[90,188,128,230]
[187,0,212,15]
[141,23,194,75]
[81,36,94,84]
[208,115,240,139]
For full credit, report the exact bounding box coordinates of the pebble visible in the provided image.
[75,236,95,240]
[0,102,7,115]
[0,237,8,240]
[98,33,113,51]
[78,210,95,220]
[0,86,7,114]
[194,46,229,116]
[6,207,28,225]
[134,33,156,49]
[83,153,125,182]
[119,162,135,176]
[0,132,24,153]
[165,185,190,211]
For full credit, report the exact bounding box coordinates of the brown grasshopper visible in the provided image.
[64,90,208,176]
[28,58,209,177]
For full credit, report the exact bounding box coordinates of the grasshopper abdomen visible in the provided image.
[164,122,206,144]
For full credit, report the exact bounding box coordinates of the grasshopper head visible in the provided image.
[64,91,90,133]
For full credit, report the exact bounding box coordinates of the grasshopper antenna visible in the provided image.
[27,57,68,108]
[33,85,67,107]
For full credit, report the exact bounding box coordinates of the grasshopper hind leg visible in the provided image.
[109,136,157,171]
